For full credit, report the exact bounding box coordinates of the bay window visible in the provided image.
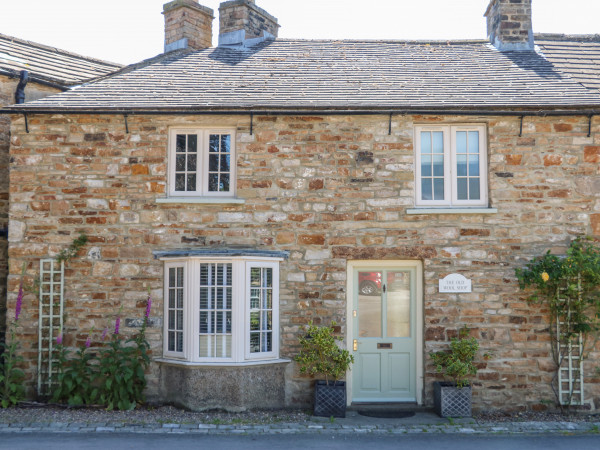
[162,254,282,363]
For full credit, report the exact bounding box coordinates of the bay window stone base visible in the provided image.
[159,361,289,411]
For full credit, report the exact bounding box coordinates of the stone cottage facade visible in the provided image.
[0,34,122,339]
[2,0,600,412]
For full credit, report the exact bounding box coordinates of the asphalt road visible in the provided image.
[1,432,599,450]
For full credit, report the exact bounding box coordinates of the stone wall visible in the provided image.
[6,112,600,410]
[0,75,61,341]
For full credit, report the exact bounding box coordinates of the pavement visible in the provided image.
[0,410,599,435]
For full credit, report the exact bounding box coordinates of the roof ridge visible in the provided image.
[0,32,124,69]
[535,33,600,42]
[245,38,491,45]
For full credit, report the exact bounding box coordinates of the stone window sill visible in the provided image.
[406,208,498,215]
[155,358,291,368]
[156,197,246,205]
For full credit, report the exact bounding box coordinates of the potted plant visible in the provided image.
[295,322,354,418]
[430,326,481,417]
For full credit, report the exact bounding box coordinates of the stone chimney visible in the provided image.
[218,0,279,47]
[484,0,533,51]
[163,0,214,52]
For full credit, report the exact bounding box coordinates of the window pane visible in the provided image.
[208,173,219,192]
[468,131,479,154]
[251,268,261,286]
[188,135,197,153]
[187,154,197,171]
[168,331,175,352]
[264,332,272,352]
[432,131,444,154]
[457,178,468,200]
[186,174,196,191]
[358,271,382,338]
[176,154,186,172]
[433,155,444,177]
[421,154,432,177]
[421,178,432,200]
[250,311,260,331]
[221,135,231,153]
[250,333,260,353]
[456,131,467,153]
[220,174,230,192]
[469,155,479,176]
[176,135,186,152]
[386,271,410,338]
[420,131,431,154]
[456,154,467,177]
[175,174,185,191]
[433,178,444,200]
[209,154,219,172]
[250,288,260,309]
[209,134,220,153]
[220,154,230,172]
[469,178,481,200]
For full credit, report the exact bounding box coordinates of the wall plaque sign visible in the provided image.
[439,273,472,293]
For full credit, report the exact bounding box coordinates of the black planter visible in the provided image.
[314,380,347,418]
[433,381,472,418]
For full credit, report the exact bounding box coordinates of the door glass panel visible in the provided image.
[386,271,411,338]
[358,271,382,338]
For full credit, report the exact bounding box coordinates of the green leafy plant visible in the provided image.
[515,236,600,407]
[0,264,27,408]
[52,331,98,406]
[295,322,354,386]
[51,293,152,410]
[56,233,88,264]
[430,326,480,389]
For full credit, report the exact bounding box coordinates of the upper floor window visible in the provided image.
[168,128,236,197]
[414,125,488,207]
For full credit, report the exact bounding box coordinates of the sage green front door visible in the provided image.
[352,267,417,402]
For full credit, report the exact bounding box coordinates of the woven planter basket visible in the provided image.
[434,382,472,418]
[314,380,347,418]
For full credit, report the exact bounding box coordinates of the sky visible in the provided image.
[1,0,598,65]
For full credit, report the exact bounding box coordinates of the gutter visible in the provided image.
[1,107,600,116]
[0,68,71,91]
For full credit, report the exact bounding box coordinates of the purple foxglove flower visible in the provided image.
[101,327,108,341]
[85,335,91,348]
[56,332,63,345]
[15,280,23,322]
[114,316,120,335]
[145,296,152,319]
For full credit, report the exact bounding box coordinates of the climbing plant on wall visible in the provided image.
[516,237,600,408]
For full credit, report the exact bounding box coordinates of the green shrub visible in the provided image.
[295,322,354,386]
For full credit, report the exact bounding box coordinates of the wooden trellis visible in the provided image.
[556,275,584,406]
[37,259,64,397]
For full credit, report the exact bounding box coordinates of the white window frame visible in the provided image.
[414,124,487,207]
[162,256,281,364]
[168,128,236,198]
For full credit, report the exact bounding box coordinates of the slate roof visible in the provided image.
[5,39,600,112]
[0,33,123,88]
[536,34,600,93]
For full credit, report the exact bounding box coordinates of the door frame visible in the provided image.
[346,260,424,405]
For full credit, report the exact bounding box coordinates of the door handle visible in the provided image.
[353,339,358,351]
